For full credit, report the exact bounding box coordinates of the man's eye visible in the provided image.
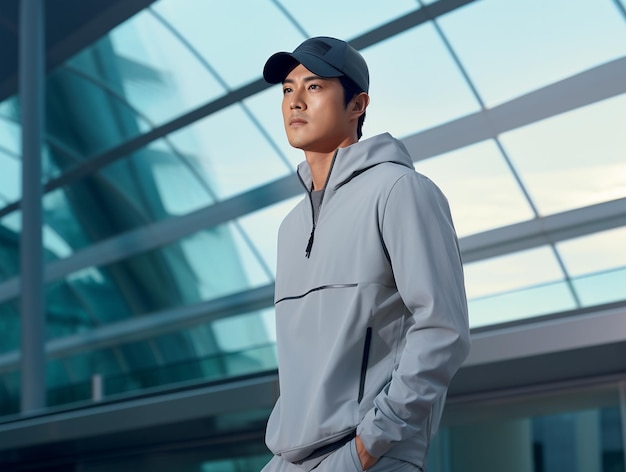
[282,87,292,94]
[308,84,320,90]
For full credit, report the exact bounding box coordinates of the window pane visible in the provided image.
[167,103,291,200]
[464,246,575,327]
[361,24,480,139]
[152,0,304,90]
[75,7,225,126]
[439,0,626,106]
[275,0,418,39]
[414,140,534,237]
[501,95,626,215]
[558,227,626,307]
[237,195,301,277]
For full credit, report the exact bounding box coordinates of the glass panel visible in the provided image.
[43,189,92,254]
[0,116,20,157]
[65,349,124,381]
[0,299,19,354]
[101,138,214,220]
[65,266,132,324]
[558,227,626,307]
[501,95,626,215]
[170,222,272,302]
[213,309,275,352]
[148,139,214,216]
[432,407,625,472]
[0,97,17,120]
[40,139,216,254]
[237,195,302,277]
[167,103,291,200]
[0,371,19,417]
[414,140,534,237]
[464,246,575,327]
[558,227,626,277]
[468,282,577,328]
[0,148,19,203]
[152,0,304,90]
[0,216,19,283]
[46,65,151,159]
[46,280,94,339]
[361,24,480,139]
[70,7,225,127]
[438,0,626,106]
[244,87,304,169]
[275,0,418,39]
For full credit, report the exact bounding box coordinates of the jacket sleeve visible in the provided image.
[356,172,471,458]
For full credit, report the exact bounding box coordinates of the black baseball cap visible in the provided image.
[263,36,369,93]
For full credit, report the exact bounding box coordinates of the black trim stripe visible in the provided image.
[358,327,373,403]
[275,283,357,304]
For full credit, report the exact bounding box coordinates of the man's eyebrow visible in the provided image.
[282,75,332,84]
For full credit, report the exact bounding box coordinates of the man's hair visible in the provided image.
[339,76,366,140]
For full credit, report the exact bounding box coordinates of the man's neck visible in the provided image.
[304,150,336,191]
[304,136,358,190]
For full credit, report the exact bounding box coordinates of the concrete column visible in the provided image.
[19,0,46,413]
[575,410,601,472]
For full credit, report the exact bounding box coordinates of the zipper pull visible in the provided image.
[305,226,315,258]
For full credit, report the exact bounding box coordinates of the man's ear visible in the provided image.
[351,92,370,117]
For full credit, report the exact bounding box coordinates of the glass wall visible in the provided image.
[0,0,624,449]
[429,384,625,472]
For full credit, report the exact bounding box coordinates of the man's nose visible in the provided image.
[290,89,304,109]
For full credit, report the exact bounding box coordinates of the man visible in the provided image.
[261,36,470,471]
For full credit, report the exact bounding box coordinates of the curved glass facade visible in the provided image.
[0,0,625,450]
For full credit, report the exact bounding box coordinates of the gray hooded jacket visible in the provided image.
[266,133,470,468]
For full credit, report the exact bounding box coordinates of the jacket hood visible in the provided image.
[296,133,414,192]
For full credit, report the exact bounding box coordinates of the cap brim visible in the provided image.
[263,51,344,84]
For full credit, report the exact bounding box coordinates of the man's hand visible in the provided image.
[355,435,378,470]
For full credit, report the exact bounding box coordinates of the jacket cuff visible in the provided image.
[356,407,396,458]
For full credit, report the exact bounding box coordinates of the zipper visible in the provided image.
[358,327,372,403]
[299,149,339,258]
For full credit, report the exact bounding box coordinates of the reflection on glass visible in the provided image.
[65,266,133,325]
[361,24,480,139]
[43,189,92,253]
[0,299,19,354]
[104,138,214,219]
[46,65,151,159]
[0,116,20,157]
[73,7,225,126]
[0,148,20,203]
[501,95,626,215]
[431,406,624,472]
[0,371,19,417]
[414,140,534,237]
[172,222,271,303]
[438,0,626,106]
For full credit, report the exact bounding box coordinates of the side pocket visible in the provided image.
[357,327,372,403]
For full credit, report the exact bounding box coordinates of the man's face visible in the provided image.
[281,64,354,153]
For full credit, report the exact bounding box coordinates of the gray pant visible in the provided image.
[261,439,422,472]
